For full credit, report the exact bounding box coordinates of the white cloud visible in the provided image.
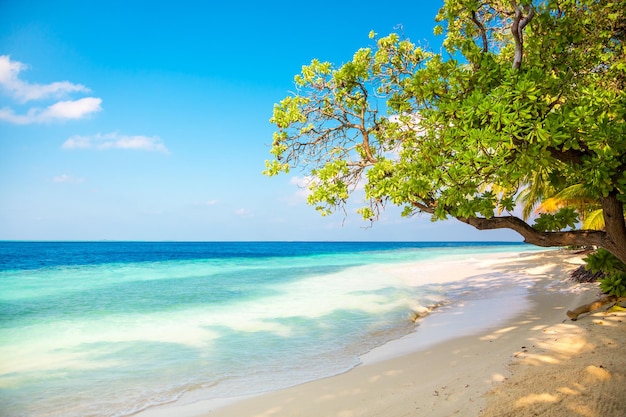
[52,174,85,184]
[45,97,102,119]
[0,97,103,124]
[194,199,219,208]
[388,113,424,133]
[235,208,253,217]
[0,55,90,102]
[62,132,170,154]
[285,175,367,206]
[290,176,314,188]
[284,175,314,205]
[0,55,102,124]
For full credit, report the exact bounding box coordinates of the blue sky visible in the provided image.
[0,0,520,241]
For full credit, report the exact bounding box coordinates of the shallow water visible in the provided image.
[0,241,535,417]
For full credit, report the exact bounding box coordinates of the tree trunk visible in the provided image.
[601,192,626,263]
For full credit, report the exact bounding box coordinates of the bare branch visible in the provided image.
[471,10,489,53]
[458,214,606,247]
[409,193,626,263]
[510,1,536,69]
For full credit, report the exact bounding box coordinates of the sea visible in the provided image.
[0,241,537,417]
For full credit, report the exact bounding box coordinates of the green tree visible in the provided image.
[265,0,626,264]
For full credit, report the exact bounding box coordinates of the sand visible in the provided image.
[481,302,626,417]
[136,250,626,417]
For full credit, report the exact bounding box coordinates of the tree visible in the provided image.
[265,0,626,264]
[535,183,623,230]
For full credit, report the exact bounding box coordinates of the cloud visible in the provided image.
[0,97,103,124]
[290,176,314,188]
[388,113,424,133]
[286,176,313,205]
[46,97,102,119]
[0,55,102,124]
[0,55,90,102]
[234,208,253,217]
[62,132,170,154]
[193,199,219,208]
[52,174,85,184]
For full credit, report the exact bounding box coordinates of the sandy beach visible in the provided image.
[137,250,626,417]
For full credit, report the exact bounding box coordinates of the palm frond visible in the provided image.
[582,209,605,230]
[535,184,596,214]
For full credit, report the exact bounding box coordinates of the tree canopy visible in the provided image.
[265,0,626,266]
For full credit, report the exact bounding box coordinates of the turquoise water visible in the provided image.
[0,241,534,417]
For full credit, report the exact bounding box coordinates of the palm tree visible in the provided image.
[534,184,607,230]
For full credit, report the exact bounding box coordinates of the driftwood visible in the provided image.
[566,295,626,321]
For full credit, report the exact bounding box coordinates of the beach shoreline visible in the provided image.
[136,249,626,417]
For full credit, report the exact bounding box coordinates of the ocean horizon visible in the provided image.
[0,241,540,417]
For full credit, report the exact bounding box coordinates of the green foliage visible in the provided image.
[532,208,579,232]
[585,249,626,297]
[599,274,626,297]
[266,0,626,257]
[585,249,626,275]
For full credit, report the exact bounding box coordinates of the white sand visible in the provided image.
[136,250,626,417]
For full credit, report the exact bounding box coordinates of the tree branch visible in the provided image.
[457,214,606,247]
[546,146,586,164]
[358,86,378,164]
[410,195,626,264]
[510,2,535,69]
[412,198,608,249]
[471,10,489,53]
[412,200,436,214]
